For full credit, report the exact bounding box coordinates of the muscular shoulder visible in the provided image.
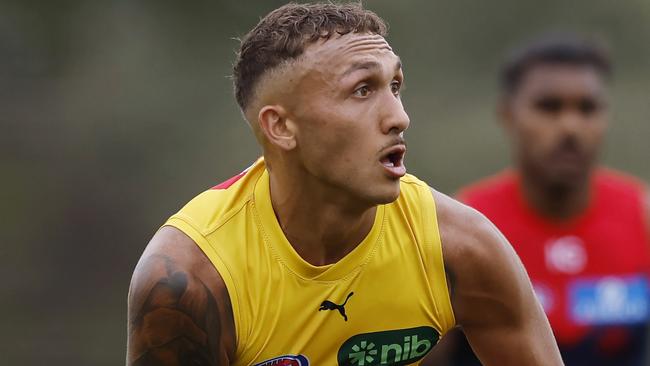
[431,189,531,325]
[433,189,512,269]
[429,189,562,365]
[127,226,235,365]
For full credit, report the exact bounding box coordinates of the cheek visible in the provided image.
[516,106,557,136]
[510,123,557,162]
[299,124,364,168]
[584,119,607,147]
[295,101,378,169]
[514,116,549,146]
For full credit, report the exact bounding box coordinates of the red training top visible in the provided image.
[458,168,650,347]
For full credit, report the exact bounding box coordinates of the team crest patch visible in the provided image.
[254,354,310,366]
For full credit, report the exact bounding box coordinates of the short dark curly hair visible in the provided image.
[500,33,612,95]
[233,2,388,112]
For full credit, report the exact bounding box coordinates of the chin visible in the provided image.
[366,184,402,205]
[546,168,590,190]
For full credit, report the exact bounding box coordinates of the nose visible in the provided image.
[380,92,410,135]
[558,109,583,136]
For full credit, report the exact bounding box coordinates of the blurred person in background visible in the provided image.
[126,2,563,366]
[444,34,650,366]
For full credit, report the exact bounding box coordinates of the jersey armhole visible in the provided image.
[164,215,247,355]
[422,188,457,336]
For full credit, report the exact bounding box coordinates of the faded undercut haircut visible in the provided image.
[233,2,388,112]
[500,33,612,95]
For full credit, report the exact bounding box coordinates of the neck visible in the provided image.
[520,170,592,221]
[267,162,376,266]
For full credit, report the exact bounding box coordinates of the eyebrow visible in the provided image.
[341,57,402,78]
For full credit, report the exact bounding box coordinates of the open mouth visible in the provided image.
[381,151,403,167]
[380,145,407,178]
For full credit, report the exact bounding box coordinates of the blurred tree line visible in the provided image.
[1,0,649,364]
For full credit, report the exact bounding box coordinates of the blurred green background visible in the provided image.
[2,0,649,364]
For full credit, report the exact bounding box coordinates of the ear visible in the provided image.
[258,105,297,151]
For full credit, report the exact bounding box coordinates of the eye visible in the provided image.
[534,97,563,114]
[578,98,602,115]
[353,85,371,98]
[391,80,402,96]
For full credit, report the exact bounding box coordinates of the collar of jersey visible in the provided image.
[253,168,385,282]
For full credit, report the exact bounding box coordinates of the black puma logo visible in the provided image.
[319,292,354,321]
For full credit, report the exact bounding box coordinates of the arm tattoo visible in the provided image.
[127,255,224,366]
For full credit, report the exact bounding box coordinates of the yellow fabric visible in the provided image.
[165,158,455,366]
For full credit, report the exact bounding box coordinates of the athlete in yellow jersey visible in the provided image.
[154,158,453,365]
[126,3,563,366]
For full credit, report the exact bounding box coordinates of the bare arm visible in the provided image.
[127,226,235,366]
[434,190,563,366]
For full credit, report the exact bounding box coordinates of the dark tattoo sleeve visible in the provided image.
[127,254,225,366]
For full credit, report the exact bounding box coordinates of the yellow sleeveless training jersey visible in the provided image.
[165,158,455,366]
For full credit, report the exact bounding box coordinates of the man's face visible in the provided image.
[503,64,608,188]
[286,33,410,205]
